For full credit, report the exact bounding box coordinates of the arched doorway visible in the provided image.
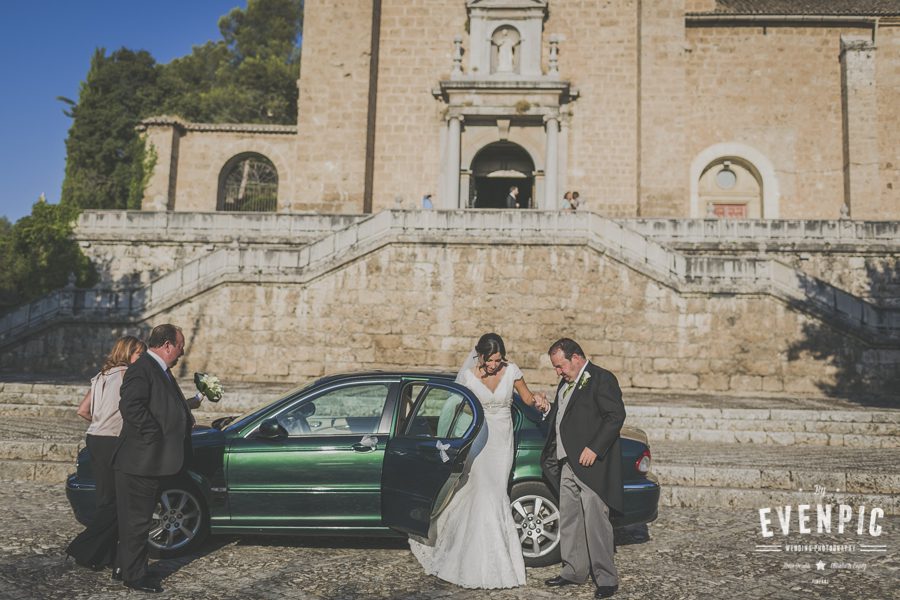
[468,142,535,208]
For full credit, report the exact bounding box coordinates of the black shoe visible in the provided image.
[111,567,123,581]
[123,577,163,593]
[545,576,581,587]
[67,554,104,571]
[595,584,619,598]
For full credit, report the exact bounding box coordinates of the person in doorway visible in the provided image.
[422,193,433,209]
[505,186,520,209]
[571,191,582,210]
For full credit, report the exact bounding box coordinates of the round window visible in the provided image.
[716,167,737,190]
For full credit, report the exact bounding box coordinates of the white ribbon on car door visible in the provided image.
[359,435,378,449]
[436,441,451,463]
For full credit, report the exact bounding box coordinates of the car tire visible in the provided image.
[509,481,561,567]
[148,479,210,558]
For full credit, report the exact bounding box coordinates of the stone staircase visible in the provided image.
[1,382,897,515]
[3,211,899,349]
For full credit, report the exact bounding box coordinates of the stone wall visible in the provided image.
[141,119,297,212]
[684,23,869,220]
[877,23,900,217]
[3,211,898,398]
[370,0,463,211]
[293,0,375,213]
[547,0,639,216]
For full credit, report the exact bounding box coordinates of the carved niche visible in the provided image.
[465,0,548,79]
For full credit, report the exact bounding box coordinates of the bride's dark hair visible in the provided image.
[475,332,506,362]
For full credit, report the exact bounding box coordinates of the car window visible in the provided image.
[277,383,391,436]
[398,382,426,432]
[404,386,473,439]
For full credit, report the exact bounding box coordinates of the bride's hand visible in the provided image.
[533,393,549,413]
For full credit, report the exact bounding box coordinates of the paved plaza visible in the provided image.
[0,482,895,600]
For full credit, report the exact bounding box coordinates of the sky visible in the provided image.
[0,1,244,223]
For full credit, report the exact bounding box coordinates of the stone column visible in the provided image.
[140,120,182,211]
[445,115,463,208]
[544,115,560,210]
[840,35,879,219]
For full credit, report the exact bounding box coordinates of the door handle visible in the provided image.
[352,443,376,453]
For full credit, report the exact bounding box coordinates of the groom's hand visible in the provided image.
[578,447,597,467]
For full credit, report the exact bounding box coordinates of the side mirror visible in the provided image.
[256,417,287,440]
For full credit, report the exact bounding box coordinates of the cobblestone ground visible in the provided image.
[0,483,896,600]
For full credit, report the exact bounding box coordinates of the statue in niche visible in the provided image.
[491,27,521,74]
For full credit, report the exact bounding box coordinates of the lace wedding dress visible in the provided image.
[408,363,527,588]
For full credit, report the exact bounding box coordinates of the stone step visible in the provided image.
[654,465,899,495]
[637,426,897,448]
[0,459,71,484]
[627,405,900,424]
[660,485,898,515]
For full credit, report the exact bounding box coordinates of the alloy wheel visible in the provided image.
[149,487,204,552]
[510,493,561,559]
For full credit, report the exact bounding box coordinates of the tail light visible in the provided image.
[635,449,651,474]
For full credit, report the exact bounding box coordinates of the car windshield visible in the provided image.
[218,383,314,432]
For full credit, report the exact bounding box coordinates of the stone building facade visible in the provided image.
[142,0,900,220]
[2,1,898,399]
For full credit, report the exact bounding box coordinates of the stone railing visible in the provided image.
[3,210,899,348]
[623,218,900,249]
[76,210,366,244]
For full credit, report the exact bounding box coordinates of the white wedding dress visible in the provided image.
[409,363,527,588]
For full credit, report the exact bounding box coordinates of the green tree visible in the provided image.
[59,0,303,213]
[159,0,303,124]
[60,48,160,210]
[0,198,97,315]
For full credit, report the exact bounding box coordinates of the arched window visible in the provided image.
[217,153,278,212]
[698,158,763,218]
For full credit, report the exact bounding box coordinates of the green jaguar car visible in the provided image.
[66,371,660,567]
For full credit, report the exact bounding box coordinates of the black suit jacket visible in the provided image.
[113,353,192,477]
[541,361,626,514]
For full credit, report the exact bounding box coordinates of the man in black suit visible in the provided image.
[505,185,520,208]
[541,338,625,599]
[113,324,194,593]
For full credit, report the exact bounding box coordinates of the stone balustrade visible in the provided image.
[77,209,365,243]
[3,210,899,351]
[624,218,900,248]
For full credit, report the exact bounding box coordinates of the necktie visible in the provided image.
[563,380,575,397]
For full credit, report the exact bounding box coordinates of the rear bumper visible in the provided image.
[613,475,660,527]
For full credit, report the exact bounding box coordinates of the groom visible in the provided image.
[540,338,625,599]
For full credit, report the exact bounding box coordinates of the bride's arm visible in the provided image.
[513,378,549,411]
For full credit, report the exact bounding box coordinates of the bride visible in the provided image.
[409,333,549,588]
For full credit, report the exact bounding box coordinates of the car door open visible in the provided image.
[380,382,484,538]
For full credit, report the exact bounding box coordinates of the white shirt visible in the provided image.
[556,360,589,460]
[147,350,202,408]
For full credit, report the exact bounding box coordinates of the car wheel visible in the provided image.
[510,481,561,567]
[148,480,209,558]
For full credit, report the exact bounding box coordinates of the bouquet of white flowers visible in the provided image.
[194,372,224,402]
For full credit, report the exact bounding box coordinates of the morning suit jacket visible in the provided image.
[541,361,626,514]
[113,353,192,477]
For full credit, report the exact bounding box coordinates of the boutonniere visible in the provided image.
[578,371,591,390]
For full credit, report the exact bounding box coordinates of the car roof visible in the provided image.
[309,370,457,387]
